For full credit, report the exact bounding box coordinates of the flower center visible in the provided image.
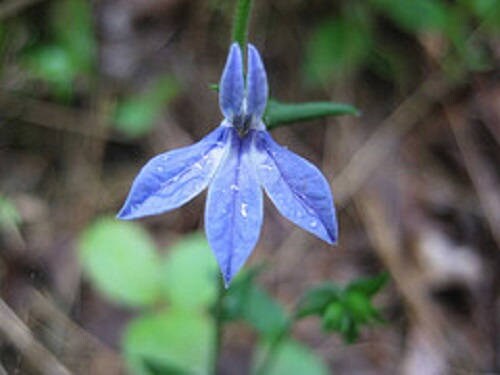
[233,113,253,137]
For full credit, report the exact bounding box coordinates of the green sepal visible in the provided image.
[264,99,360,129]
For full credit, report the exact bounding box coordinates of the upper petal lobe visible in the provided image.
[219,43,244,119]
[205,129,263,286]
[118,126,230,220]
[254,131,338,244]
[246,44,268,119]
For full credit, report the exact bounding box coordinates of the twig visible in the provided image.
[447,107,500,248]
[0,362,8,375]
[26,289,124,374]
[332,72,458,206]
[0,298,71,375]
[0,91,122,142]
[354,193,449,374]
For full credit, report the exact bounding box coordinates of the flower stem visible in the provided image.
[254,324,290,375]
[231,0,254,52]
[212,275,225,374]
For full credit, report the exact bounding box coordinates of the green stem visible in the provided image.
[231,0,254,51]
[255,322,292,375]
[212,275,225,375]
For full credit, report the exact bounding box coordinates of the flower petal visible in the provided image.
[117,126,230,220]
[254,131,338,244]
[205,129,263,286]
[219,43,244,119]
[246,44,268,119]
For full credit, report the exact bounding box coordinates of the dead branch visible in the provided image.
[0,298,71,375]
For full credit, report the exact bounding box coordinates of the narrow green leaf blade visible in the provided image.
[264,100,360,129]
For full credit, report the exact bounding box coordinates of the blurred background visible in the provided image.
[0,0,499,374]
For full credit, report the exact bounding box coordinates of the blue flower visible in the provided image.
[117,43,337,286]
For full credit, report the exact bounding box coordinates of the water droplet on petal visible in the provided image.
[309,219,318,228]
[240,203,248,218]
[259,164,273,171]
[156,166,164,172]
[230,184,240,191]
[194,162,203,170]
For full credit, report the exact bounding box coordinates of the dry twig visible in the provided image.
[0,298,71,375]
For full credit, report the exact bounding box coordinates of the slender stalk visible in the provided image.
[231,0,254,52]
[212,275,225,375]
[254,330,288,375]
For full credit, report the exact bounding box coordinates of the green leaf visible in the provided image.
[344,291,383,325]
[123,310,214,375]
[322,301,345,331]
[113,76,178,138]
[371,0,449,33]
[0,195,21,229]
[78,217,162,307]
[253,339,329,375]
[295,274,389,344]
[467,0,500,31]
[304,14,372,84]
[50,0,96,74]
[220,266,262,320]
[243,287,289,338]
[222,268,289,338]
[295,283,341,318]
[160,233,219,311]
[24,44,76,87]
[143,358,190,375]
[346,272,390,297]
[264,100,360,129]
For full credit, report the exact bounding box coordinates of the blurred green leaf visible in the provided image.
[371,0,450,33]
[368,44,413,88]
[0,195,21,230]
[21,0,97,98]
[295,273,389,344]
[461,0,500,30]
[264,100,360,129]
[346,272,390,297]
[143,359,190,375]
[295,283,341,318]
[160,233,219,311]
[78,217,162,307]
[220,266,262,320]
[114,76,179,138]
[322,301,345,331]
[123,310,214,375]
[222,268,289,338]
[243,287,289,338]
[51,0,96,74]
[23,45,75,97]
[304,13,372,84]
[344,291,383,325]
[253,339,329,375]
